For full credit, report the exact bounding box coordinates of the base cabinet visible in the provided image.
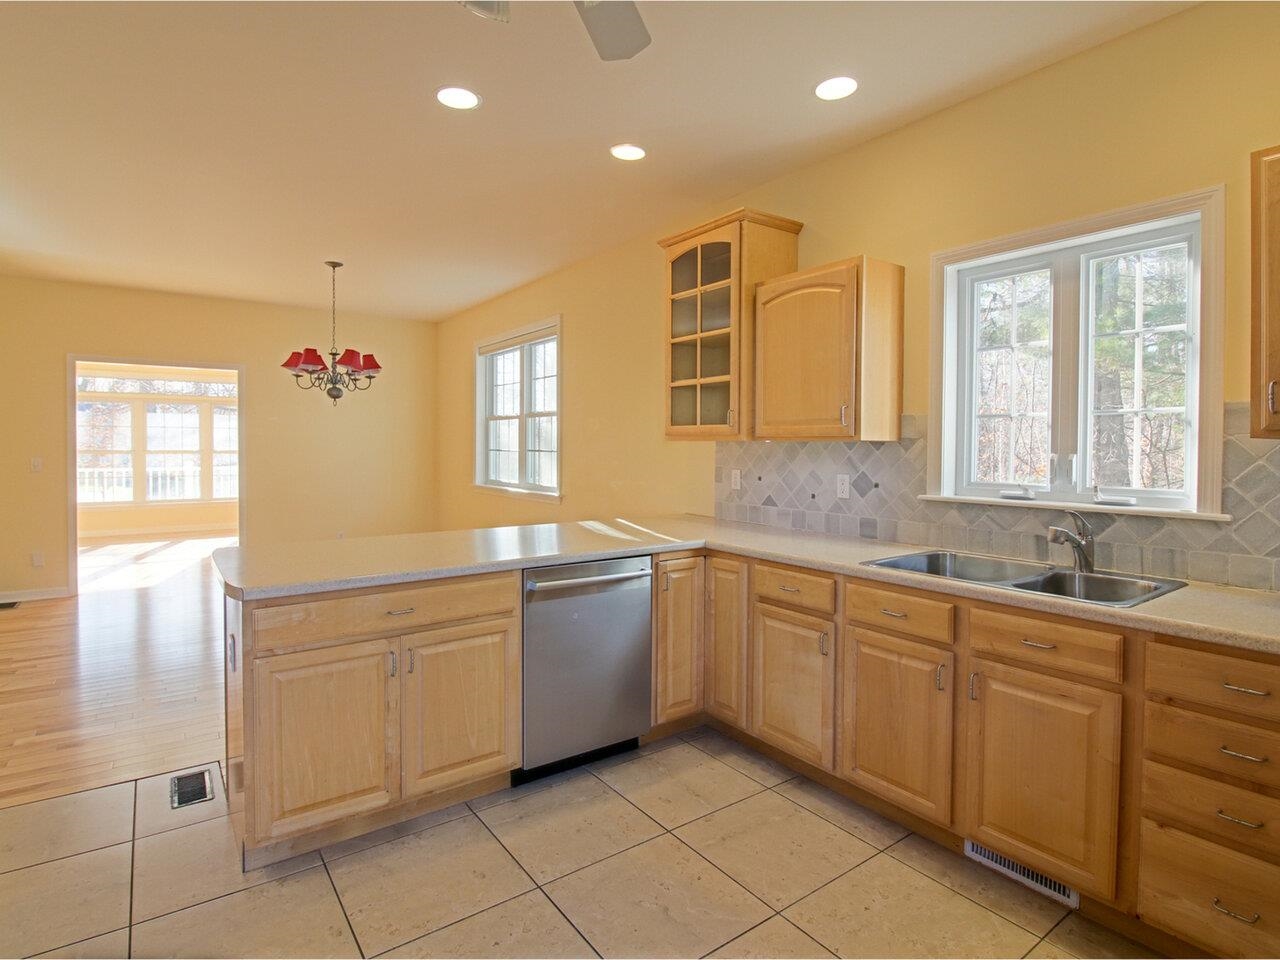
[704,557,749,727]
[401,617,521,797]
[966,660,1121,899]
[251,637,400,842]
[655,557,705,723]
[750,602,835,769]
[841,628,953,825]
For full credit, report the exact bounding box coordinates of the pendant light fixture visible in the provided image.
[281,261,381,405]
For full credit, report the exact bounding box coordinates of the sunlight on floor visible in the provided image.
[77,536,237,593]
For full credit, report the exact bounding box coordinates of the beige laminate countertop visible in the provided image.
[212,514,1280,657]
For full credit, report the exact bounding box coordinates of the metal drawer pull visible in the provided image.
[1216,809,1264,829]
[880,608,908,619]
[1020,638,1057,650]
[779,585,801,593]
[1223,681,1271,698]
[968,672,979,701]
[818,632,829,656]
[1212,898,1260,925]
[1220,746,1269,764]
[935,663,945,691]
[386,607,416,616]
[1269,379,1278,415]
[389,651,397,677]
[840,403,849,427]
[408,649,415,674]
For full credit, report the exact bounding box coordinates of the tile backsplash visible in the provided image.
[714,404,1280,591]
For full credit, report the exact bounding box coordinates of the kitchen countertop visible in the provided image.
[213,514,1280,657]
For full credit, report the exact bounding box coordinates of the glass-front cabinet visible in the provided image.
[659,209,802,439]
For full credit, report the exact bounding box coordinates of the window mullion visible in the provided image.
[519,345,530,487]
[1052,251,1081,497]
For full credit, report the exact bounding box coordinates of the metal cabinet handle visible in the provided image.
[818,632,829,656]
[663,572,670,592]
[386,607,416,617]
[839,403,849,427]
[728,408,735,428]
[1212,898,1260,925]
[1216,809,1264,829]
[880,608,908,619]
[408,649,415,674]
[1020,638,1057,650]
[935,663,945,691]
[779,585,801,593]
[1269,379,1278,415]
[227,633,236,672]
[389,651,397,677]
[1224,681,1271,698]
[1220,746,1268,764]
[968,672,979,701]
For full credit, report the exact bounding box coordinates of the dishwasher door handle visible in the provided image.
[526,570,652,593]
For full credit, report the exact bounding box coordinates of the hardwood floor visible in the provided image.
[0,538,231,809]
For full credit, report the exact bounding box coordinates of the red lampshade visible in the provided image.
[336,348,363,373]
[361,354,382,377]
[298,347,328,372]
[281,350,303,372]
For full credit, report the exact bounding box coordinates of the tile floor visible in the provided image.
[0,729,1162,959]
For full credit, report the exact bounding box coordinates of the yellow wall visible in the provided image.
[429,2,1280,529]
[1,274,436,596]
[77,501,239,540]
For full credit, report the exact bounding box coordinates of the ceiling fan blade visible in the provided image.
[460,1,511,24]
[573,1,651,61]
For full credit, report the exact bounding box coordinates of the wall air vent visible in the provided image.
[964,839,1080,909]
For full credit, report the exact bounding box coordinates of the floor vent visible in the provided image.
[0,602,19,610]
[964,839,1079,908]
[170,769,214,809]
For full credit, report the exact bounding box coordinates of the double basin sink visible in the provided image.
[865,550,1186,608]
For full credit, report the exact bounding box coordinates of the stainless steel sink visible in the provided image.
[868,551,1052,583]
[1008,570,1184,607]
[864,550,1185,608]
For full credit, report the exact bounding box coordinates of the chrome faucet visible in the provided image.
[1048,511,1095,573]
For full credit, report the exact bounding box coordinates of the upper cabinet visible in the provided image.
[1253,143,1280,438]
[659,209,802,439]
[755,256,904,440]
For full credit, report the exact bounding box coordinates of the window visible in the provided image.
[934,190,1224,516]
[146,403,201,500]
[212,405,239,499]
[475,320,560,496]
[76,401,133,503]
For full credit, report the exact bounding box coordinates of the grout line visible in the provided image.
[124,856,322,928]
[321,856,365,958]
[768,778,910,849]
[0,837,135,878]
[698,913,778,959]
[365,888,537,960]
[128,780,137,958]
[27,927,131,960]
[318,804,472,867]
[0,758,224,817]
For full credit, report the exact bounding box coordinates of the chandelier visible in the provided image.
[281,261,381,404]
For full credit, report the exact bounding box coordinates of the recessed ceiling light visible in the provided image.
[436,86,481,110]
[815,76,858,101]
[610,143,646,161]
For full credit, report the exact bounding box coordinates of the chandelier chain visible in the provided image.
[330,263,338,355]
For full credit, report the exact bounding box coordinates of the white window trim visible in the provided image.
[473,315,562,500]
[928,186,1226,520]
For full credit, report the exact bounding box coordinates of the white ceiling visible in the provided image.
[0,1,1188,319]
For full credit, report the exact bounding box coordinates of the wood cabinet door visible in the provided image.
[655,557,705,723]
[704,556,749,727]
[251,637,399,842]
[755,262,856,439]
[966,660,1121,899]
[1254,143,1280,437]
[841,629,953,825]
[401,617,521,798]
[750,602,835,768]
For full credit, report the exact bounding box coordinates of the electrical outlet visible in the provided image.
[731,469,741,491]
[836,474,851,500]
[30,551,44,568]
[29,457,42,473]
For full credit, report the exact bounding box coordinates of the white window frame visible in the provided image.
[474,316,562,500]
[928,187,1226,520]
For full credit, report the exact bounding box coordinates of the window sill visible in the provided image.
[918,494,1231,523]
[474,483,563,504]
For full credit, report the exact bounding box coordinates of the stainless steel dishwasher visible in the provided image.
[520,555,652,778]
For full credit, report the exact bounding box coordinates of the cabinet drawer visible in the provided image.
[845,582,953,644]
[1143,761,1280,859]
[1147,642,1280,723]
[755,563,836,614]
[970,607,1122,683]
[1145,701,1280,790]
[1139,818,1280,958]
[252,574,517,653]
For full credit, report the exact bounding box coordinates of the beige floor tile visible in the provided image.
[467,768,579,812]
[134,762,227,839]
[544,833,771,959]
[378,890,595,959]
[32,928,129,959]
[774,777,909,849]
[887,834,1068,936]
[686,730,798,787]
[1025,940,1077,959]
[1043,914,1159,959]
[476,771,662,883]
[586,735,685,773]
[675,791,875,910]
[709,915,835,959]
[0,842,131,958]
[0,781,133,873]
[784,854,1039,958]
[132,814,321,921]
[594,742,763,828]
[130,866,359,958]
[326,814,534,957]
[321,802,471,862]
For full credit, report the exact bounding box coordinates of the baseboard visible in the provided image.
[0,586,72,604]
